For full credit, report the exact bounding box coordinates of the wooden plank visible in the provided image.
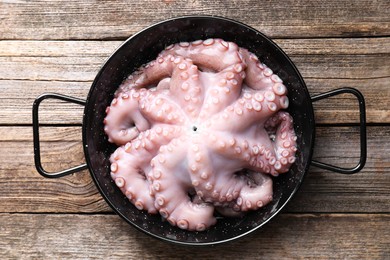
[0,39,389,124]
[1,38,389,57]
[286,125,390,212]
[0,0,389,40]
[0,126,110,213]
[274,38,390,55]
[0,213,388,259]
[0,80,89,125]
[0,125,388,213]
[1,39,389,81]
[306,78,390,124]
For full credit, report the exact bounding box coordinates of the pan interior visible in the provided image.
[83,16,315,245]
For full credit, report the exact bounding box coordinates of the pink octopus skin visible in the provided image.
[103,39,297,231]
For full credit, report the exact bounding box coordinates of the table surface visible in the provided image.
[1,1,389,259]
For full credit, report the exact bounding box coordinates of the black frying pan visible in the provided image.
[33,16,367,245]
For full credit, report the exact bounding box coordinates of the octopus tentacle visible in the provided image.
[206,129,271,171]
[207,122,296,176]
[187,140,268,213]
[168,57,204,118]
[110,126,183,213]
[119,55,205,120]
[187,139,273,214]
[187,141,240,205]
[138,89,188,125]
[207,85,289,132]
[104,90,150,145]
[150,138,216,231]
[161,38,242,72]
[110,146,157,213]
[162,39,248,118]
[240,48,285,91]
[116,54,176,95]
[235,170,273,211]
[264,111,297,173]
[198,62,246,119]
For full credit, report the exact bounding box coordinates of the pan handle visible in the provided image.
[310,87,367,174]
[33,93,88,178]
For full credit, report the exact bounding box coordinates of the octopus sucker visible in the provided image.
[104,39,297,231]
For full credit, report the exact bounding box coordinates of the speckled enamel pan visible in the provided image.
[33,16,367,245]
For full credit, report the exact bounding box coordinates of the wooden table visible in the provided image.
[1,1,389,259]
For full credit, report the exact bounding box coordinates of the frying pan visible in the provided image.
[33,16,367,245]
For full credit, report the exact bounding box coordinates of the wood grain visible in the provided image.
[288,125,390,213]
[0,125,388,213]
[0,126,109,213]
[0,0,389,40]
[0,38,389,124]
[0,213,388,259]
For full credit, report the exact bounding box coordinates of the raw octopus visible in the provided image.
[103,39,297,231]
